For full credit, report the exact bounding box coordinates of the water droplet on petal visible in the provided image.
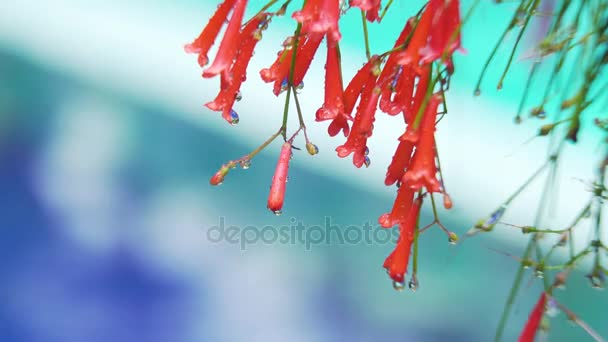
[230,109,240,125]
[273,210,283,216]
[364,156,371,168]
[392,280,405,292]
[235,91,242,102]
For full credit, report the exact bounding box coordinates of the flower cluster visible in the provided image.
[186,0,463,291]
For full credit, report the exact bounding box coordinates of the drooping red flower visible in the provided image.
[342,56,380,115]
[184,0,238,67]
[384,139,415,186]
[260,32,324,96]
[293,0,342,45]
[396,0,463,68]
[201,0,249,78]
[396,3,434,67]
[518,293,547,342]
[419,0,462,65]
[349,0,382,22]
[268,142,293,214]
[377,18,416,116]
[378,186,416,228]
[316,41,352,137]
[401,93,443,193]
[336,59,381,167]
[383,197,422,284]
[205,14,268,123]
[397,64,431,143]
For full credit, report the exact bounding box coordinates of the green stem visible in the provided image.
[361,10,371,60]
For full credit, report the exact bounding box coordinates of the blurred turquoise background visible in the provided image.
[0,0,606,341]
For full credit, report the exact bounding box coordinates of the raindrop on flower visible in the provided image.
[230,109,240,125]
[392,280,405,292]
[474,89,481,96]
[364,156,371,168]
[235,91,242,102]
[282,36,294,47]
[280,78,289,93]
[273,209,283,216]
[364,146,370,156]
[296,82,304,90]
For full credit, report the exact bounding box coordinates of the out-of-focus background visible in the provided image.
[0,0,606,341]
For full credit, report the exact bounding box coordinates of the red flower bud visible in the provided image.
[210,165,231,185]
[443,194,453,209]
[267,142,292,214]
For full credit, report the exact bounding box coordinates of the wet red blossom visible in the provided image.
[350,0,382,22]
[518,293,547,342]
[397,0,463,68]
[184,0,238,67]
[401,93,443,192]
[384,139,415,186]
[293,0,342,45]
[383,197,422,283]
[377,18,416,116]
[336,65,380,168]
[343,56,381,115]
[378,186,416,228]
[205,14,268,123]
[268,142,293,214]
[202,0,249,78]
[419,0,462,65]
[316,42,352,137]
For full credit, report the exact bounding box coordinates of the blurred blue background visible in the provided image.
[0,0,606,341]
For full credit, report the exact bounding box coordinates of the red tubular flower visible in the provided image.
[202,0,248,78]
[290,32,325,90]
[205,14,268,123]
[518,293,547,342]
[419,0,462,65]
[401,93,443,193]
[343,57,380,116]
[378,186,415,228]
[268,142,293,214]
[260,48,293,83]
[293,0,342,45]
[184,0,237,67]
[350,0,382,22]
[384,139,415,186]
[391,65,417,119]
[260,32,324,96]
[399,64,431,141]
[316,41,352,137]
[396,2,435,67]
[383,197,422,284]
[336,72,380,168]
[377,18,416,116]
